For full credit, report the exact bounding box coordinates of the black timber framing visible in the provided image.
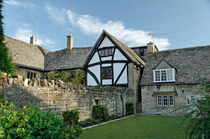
[87,60,128,67]
[114,63,127,84]
[86,69,100,85]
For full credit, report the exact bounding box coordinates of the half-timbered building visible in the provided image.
[4,30,210,116]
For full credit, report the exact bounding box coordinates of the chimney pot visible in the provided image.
[30,35,37,45]
[67,35,74,50]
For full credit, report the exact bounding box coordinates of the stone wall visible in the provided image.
[141,84,200,116]
[1,76,134,121]
[88,86,134,116]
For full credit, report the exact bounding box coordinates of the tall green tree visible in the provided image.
[0,0,15,75]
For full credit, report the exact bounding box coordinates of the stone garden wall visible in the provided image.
[0,76,134,121]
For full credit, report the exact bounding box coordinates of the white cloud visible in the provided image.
[46,6,170,50]
[46,5,67,24]
[4,0,21,6]
[4,0,36,10]
[14,28,55,48]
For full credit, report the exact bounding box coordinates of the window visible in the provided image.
[157,96,162,106]
[163,96,168,106]
[153,69,175,82]
[101,66,112,79]
[100,48,113,57]
[156,95,174,107]
[27,72,37,79]
[169,96,174,106]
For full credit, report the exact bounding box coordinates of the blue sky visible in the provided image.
[3,0,210,51]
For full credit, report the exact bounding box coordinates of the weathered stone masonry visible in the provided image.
[1,77,134,121]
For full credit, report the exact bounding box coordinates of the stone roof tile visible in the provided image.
[141,45,210,85]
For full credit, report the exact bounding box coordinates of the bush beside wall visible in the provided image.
[126,101,134,115]
[92,105,109,121]
[62,109,79,126]
[0,100,82,138]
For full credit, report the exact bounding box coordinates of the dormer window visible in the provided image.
[153,68,175,82]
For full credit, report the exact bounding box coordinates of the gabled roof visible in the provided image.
[85,30,145,67]
[44,47,93,71]
[104,30,145,66]
[141,45,210,85]
[4,35,50,71]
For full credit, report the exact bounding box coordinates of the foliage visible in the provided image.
[0,100,82,139]
[71,69,85,85]
[47,69,85,85]
[80,116,185,139]
[79,118,101,128]
[0,71,8,83]
[126,101,134,115]
[0,1,15,75]
[181,83,210,139]
[92,105,109,121]
[63,109,79,126]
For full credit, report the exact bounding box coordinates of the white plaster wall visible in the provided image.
[99,36,114,48]
[89,52,100,64]
[102,79,112,85]
[101,56,112,61]
[117,66,127,84]
[114,49,127,60]
[88,65,100,83]
[113,63,127,83]
[102,64,111,67]
[87,73,97,86]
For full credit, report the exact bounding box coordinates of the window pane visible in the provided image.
[167,69,173,81]
[155,71,160,81]
[169,96,174,106]
[27,72,30,79]
[163,96,168,106]
[161,70,167,81]
[101,66,113,79]
[100,48,113,57]
[157,96,162,106]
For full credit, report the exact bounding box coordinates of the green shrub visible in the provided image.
[0,100,82,138]
[63,109,79,126]
[47,69,85,85]
[92,105,109,121]
[126,101,134,115]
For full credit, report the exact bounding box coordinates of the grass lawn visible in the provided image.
[79,115,186,139]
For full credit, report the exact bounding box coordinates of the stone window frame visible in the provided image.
[153,68,175,83]
[27,72,37,79]
[156,95,174,107]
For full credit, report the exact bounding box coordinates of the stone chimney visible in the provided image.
[147,41,158,54]
[67,35,74,50]
[30,35,37,45]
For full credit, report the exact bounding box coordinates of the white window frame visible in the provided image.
[156,95,174,107]
[153,68,175,82]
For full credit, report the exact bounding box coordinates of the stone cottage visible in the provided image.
[4,30,210,115]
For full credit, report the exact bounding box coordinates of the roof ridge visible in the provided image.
[161,45,210,52]
[103,30,145,66]
[4,35,51,52]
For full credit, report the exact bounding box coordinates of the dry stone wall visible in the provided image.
[1,76,134,121]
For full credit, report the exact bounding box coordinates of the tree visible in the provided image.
[182,83,210,139]
[0,0,15,75]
